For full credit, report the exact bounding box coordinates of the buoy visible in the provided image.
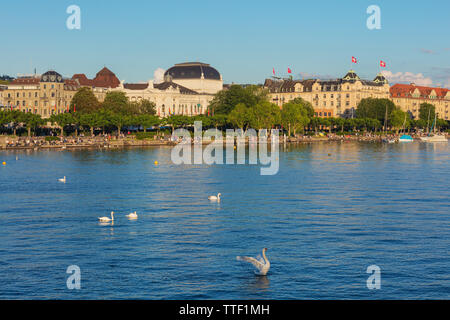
[154,161,158,165]
[234,145,236,150]
[2,162,6,165]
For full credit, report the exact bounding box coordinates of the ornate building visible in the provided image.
[115,62,223,117]
[264,70,390,117]
[0,71,80,118]
[390,83,450,120]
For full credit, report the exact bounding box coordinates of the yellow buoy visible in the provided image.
[2,162,5,165]
[154,161,158,165]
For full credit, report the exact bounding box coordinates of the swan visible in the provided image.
[58,176,66,183]
[237,248,270,276]
[126,211,138,219]
[208,193,221,201]
[98,211,114,222]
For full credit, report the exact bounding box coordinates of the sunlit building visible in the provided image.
[264,70,390,117]
[116,62,223,117]
[390,83,450,120]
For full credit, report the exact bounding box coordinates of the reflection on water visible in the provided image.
[0,141,449,299]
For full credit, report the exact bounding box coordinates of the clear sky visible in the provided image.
[1,0,449,87]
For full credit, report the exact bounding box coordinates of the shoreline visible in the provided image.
[1,133,446,151]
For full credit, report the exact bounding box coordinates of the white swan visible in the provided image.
[126,211,138,219]
[58,176,66,183]
[98,211,114,222]
[237,248,270,276]
[208,193,221,201]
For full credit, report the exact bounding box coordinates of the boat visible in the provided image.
[420,135,448,142]
[420,112,448,142]
[399,134,413,142]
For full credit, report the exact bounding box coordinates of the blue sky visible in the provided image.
[1,0,449,87]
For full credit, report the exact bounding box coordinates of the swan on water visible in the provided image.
[58,176,66,183]
[208,193,221,201]
[126,211,138,219]
[98,211,114,222]
[237,248,270,276]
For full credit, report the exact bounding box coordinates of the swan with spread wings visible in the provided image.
[236,248,270,276]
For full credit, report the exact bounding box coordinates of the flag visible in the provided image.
[287,67,292,74]
[208,109,210,116]
[273,68,275,76]
[380,60,386,68]
[352,56,357,63]
[74,104,76,112]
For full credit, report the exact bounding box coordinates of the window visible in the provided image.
[346,94,350,98]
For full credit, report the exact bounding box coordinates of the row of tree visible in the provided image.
[1,85,449,137]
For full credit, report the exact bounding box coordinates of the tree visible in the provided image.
[418,103,435,124]
[21,113,44,137]
[49,113,75,136]
[129,99,156,115]
[227,103,251,130]
[102,91,130,114]
[136,114,160,132]
[281,102,310,136]
[70,87,100,113]
[249,101,280,131]
[208,85,268,115]
[108,111,131,135]
[390,108,410,134]
[356,98,397,125]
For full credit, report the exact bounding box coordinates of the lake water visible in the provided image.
[0,141,449,299]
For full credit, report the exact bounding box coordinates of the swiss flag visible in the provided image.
[380,60,386,68]
[352,56,357,63]
[287,67,292,74]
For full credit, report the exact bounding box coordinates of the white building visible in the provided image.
[116,62,223,117]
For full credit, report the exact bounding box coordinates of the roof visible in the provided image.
[9,77,40,85]
[154,81,198,94]
[164,62,221,81]
[72,67,120,88]
[123,83,149,90]
[390,83,449,99]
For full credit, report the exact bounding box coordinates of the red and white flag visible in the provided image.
[287,67,292,74]
[380,60,386,68]
[273,68,275,76]
[352,56,357,63]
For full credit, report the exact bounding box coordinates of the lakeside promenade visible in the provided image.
[2,132,447,151]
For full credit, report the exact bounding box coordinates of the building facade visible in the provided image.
[264,70,390,117]
[0,71,80,118]
[390,83,450,120]
[115,62,223,117]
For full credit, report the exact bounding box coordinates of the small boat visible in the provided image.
[399,134,413,142]
[420,135,448,142]
[420,113,448,142]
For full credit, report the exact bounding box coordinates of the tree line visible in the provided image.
[1,85,449,137]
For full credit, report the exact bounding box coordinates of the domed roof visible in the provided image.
[373,72,388,84]
[164,62,221,81]
[41,70,64,83]
[342,69,360,82]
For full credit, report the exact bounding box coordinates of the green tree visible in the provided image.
[70,87,100,113]
[129,99,157,115]
[102,91,130,114]
[50,113,75,136]
[418,103,435,125]
[390,108,410,134]
[281,102,310,136]
[21,113,44,137]
[356,98,397,125]
[136,114,160,132]
[227,103,251,130]
[209,85,268,115]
